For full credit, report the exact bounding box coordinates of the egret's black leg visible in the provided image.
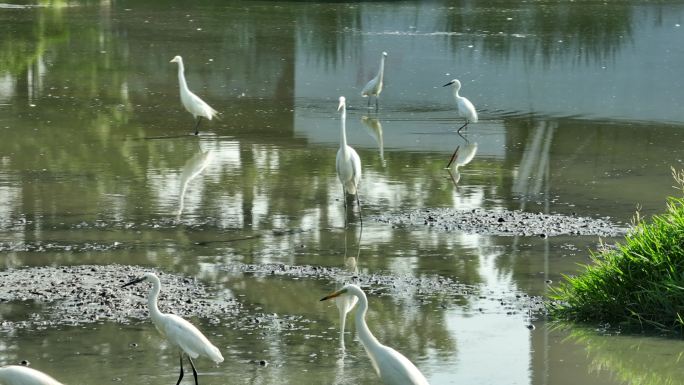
[343,189,348,228]
[356,193,363,227]
[375,97,379,112]
[367,97,371,107]
[194,117,203,135]
[188,356,199,385]
[458,131,468,143]
[175,353,184,385]
[456,120,469,134]
[446,145,460,169]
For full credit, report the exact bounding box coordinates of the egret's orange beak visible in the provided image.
[320,288,347,301]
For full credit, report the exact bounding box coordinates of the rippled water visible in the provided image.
[1,1,684,384]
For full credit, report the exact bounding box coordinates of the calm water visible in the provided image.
[2,0,684,384]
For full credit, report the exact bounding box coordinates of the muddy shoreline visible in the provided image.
[0,208,623,331]
[374,208,627,237]
[0,262,545,331]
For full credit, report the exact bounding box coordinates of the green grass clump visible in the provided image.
[549,186,684,333]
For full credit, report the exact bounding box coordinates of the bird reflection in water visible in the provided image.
[361,115,386,167]
[176,145,213,220]
[335,224,362,352]
[446,138,478,186]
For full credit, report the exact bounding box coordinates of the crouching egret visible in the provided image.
[0,365,64,385]
[336,96,363,225]
[443,79,477,134]
[361,52,388,110]
[321,284,430,385]
[170,55,218,135]
[122,273,224,385]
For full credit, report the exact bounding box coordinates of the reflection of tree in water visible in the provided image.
[296,3,362,70]
[442,0,633,66]
[562,326,684,385]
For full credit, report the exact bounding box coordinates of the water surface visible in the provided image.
[1,1,684,384]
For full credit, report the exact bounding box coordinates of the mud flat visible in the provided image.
[374,208,627,237]
[0,264,239,331]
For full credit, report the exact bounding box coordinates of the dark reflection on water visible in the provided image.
[1,1,684,384]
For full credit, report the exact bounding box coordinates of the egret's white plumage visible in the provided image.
[321,284,430,385]
[361,52,388,109]
[0,365,64,385]
[122,272,223,384]
[335,97,362,222]
[443,79,477,133]
[170,55,218,135]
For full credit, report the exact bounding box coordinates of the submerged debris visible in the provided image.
[374,208,627,237]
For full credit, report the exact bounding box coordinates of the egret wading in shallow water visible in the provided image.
[335,96,363,225]
[170,55,218,135]
[122,273,224,385]
[361,52,388,111]
[321,284,430,385]
[443,79,477,134]
[0,366,64,385]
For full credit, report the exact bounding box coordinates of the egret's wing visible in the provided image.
[0,366,65,385]
[361,76,378,96]
[161,314,224,363]
[350,148,362,191]
[374,346,430,385]
[458,97,478,123]
[183,90,219,120]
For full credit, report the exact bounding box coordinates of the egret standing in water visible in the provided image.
[336,96,363,225]
[321,284,430,385]
[170,55,218,135]
[443,79,478,134]
[0,366,64,385]
[122,273,224,385]
[361,52,388,111]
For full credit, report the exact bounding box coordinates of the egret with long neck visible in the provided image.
[122,272,224,385]
[170,55,218,135]
[321,284,430,385]
[361,52,388,111]
[335,96,363,225]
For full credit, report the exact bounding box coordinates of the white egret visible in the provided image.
[361,52,388,110]
[443,79,477,134]
[335,96,363,225]
[122,272,224,385]
[321,284,430,385]
[0,365,64,385]
[170,55,218,135]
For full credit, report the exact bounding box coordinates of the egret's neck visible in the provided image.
[177,61,189,92]
[340,108,348,149]
[452,85,461,99]
[378,57,385,84]
[354,291,382,352]
[147,279,163,322]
